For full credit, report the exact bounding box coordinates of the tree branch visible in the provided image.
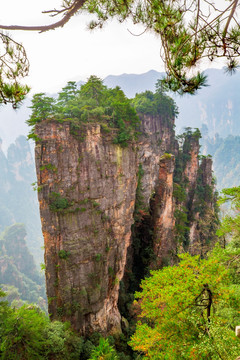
[222,0,239,39]
[0,0,85,33]
[222,0,239,54]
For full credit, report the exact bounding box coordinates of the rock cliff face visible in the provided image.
[173,130,219,257]
[35,122,138,334]
[151,154,175,268]
[35,115,218,335]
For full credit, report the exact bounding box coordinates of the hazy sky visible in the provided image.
[1,0,226,94]
[1,1,166,93]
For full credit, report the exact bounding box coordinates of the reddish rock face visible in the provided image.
[138,114,177,207]
[35,122,138,335]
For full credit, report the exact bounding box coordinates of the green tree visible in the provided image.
[0,290,83,360]
[0,33,30,106]
[0,1,239,95]
[80,75,107,104]
[89,337,119,360]
[28,93,56,124]
[132,82,178,118]
[217,186,240,242]
[0,305,49,360]
[57,81,78,106]
[129,249,240,359]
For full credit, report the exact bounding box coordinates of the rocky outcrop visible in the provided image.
[35,115,218,335]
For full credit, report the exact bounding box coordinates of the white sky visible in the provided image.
[0,1,166,93]
[0,0,227,94]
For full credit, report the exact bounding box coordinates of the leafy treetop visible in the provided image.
[132,79,179,118]
[27,75,140,147]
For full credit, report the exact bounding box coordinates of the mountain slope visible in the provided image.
[0,135,43,264]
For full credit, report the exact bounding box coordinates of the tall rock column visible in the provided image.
[183,135,200,202]
[35,121,138,335]
[152,154,175,267]
[189,156,218,255]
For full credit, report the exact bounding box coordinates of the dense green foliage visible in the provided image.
[49,192,70,212]
[27,76,140,147]
[0,296,83,360]
[130,244,240,359]
[0,293,138,360]
[131,80,178,119]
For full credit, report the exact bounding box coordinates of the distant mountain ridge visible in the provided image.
[105,68,240,138]
[104,69,164,98]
